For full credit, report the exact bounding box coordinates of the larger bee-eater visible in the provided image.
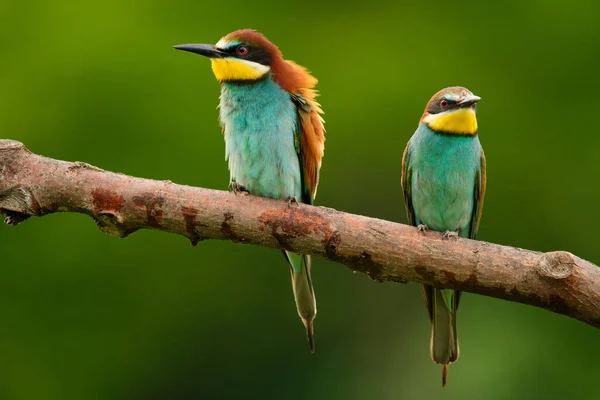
[401,86,486,386]
[174,30,325,352]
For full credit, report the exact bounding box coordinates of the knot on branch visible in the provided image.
[535,251,576,280]
[0,185,40,225]
[91,188,131,237]
[94,212,132,238]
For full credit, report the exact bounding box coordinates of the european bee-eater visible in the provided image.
[401,86,486,385]
[174,29,325,352]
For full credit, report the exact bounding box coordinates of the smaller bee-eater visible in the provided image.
[174,30,325,352]
[401,87,486,386]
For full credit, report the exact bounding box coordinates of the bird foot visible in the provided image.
[442,229,460,240]
[229,182,249,196]
[286,196,299,208]
[417,224,429,233]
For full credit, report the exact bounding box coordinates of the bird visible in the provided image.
[174,29,325,353]
[401,86,486,386]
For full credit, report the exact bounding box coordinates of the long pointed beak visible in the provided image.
[173,44,227,58]
[459,94,481,107]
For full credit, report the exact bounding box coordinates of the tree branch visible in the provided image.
[1,139,599,328]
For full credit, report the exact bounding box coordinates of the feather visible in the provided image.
[470,150,487,239]
[288,77,325,202]
[401,143,415,226]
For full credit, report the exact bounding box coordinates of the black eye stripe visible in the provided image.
[222,44,272,66]
[427,98,459,114]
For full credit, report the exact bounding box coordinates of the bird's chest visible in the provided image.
[409,130,481,235]
[219,80,301,200]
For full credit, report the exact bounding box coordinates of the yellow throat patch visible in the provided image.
[211,58,269,82]
[424,108,478,135]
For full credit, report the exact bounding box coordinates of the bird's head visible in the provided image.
[420,87,481,135]
[174,29,281,83]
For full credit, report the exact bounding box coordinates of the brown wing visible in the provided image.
[469,149,487,239]
[292,92,325,203]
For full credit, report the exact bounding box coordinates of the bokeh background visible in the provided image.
[1,0,599,399]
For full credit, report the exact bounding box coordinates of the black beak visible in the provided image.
[173,44,227,58]
[458,94,481,108]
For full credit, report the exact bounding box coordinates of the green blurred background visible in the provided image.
[1,0,599,399]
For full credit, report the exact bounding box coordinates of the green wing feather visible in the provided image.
[401,142,416,225]
[469,149,487,239]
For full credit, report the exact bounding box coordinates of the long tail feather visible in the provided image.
[442,365,448,387]
[284,251,317,353]
[423,285,459,386]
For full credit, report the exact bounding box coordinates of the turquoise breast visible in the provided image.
[408,124,482,237]
[219,77,302,201]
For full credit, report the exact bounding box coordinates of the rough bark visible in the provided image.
[1,139,599,328]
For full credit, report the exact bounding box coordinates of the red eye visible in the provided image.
[236,45,248,55]
[440,99,449,109]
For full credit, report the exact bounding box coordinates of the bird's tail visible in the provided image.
[422,285,460,387]
[283,251,317,353]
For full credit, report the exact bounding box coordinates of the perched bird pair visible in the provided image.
[174,29,486,386]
